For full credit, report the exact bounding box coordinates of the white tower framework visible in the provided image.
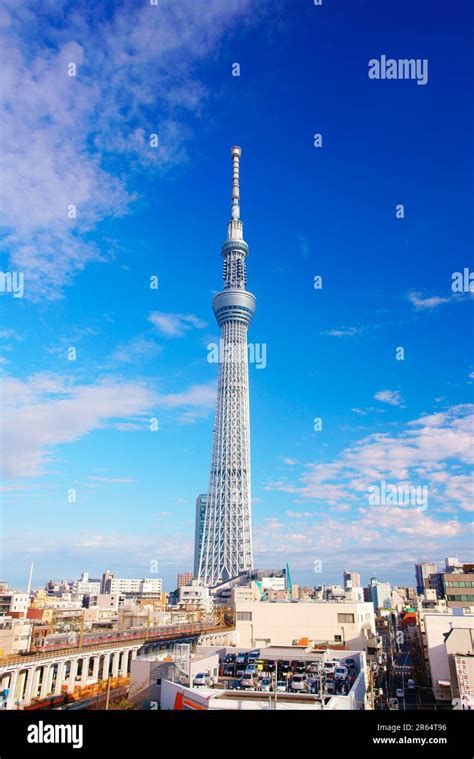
[198,146,256,587]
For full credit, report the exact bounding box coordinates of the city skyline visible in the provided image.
[1,0,473,592]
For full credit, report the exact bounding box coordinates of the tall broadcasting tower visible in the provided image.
[198,147,256,587]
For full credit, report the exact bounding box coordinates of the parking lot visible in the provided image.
[193,648,360,700]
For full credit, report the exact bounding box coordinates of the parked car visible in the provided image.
[223,666,235,677]
[335,681,349,695]
[407,679,416,691]
[229,680,241,690]
[326,680,335,694]
[245,664,258,675]
[309,679,319,694]
[388,697,399,710]
[235,654,247,665]
[193,673,210,687]
[276,679,287,692]
[240,673,256,689]
[323,661,336,675]
[294,661,306,673]
[307,662,320,674]
[334,667,348,681]
[396,688,405,699]
[265,660,276,673]
[249,650,260,659]
[344,658,356,669]
[236,666,246,677]
[290,674,307,692]
[224,654,236,664]
[280,661,291,673]
[260,677,272,692]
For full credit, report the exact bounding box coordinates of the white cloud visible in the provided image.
[86,475,135,484]
[149,311,207,337]
[0,0,256,299]
[0,373,157,478]
[110,335,161,364]
[374,389,403,406]
[407,291,451,310]
[322,326,363,337]
[0,372,218,478]
[266,404,474,517]
[162,381,216,423]
[286,510,313,519]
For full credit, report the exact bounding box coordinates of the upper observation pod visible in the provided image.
[213,146,256,325]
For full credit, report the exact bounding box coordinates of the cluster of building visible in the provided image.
[0,569,215,659]
[0,556,473,711]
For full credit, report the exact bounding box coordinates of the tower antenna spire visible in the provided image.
[231,145,241,220]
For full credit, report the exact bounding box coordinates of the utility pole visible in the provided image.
[319,656,325,710]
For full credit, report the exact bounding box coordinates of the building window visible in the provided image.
[236,611,252,621]
[334,635,342,642]
[337,613,355,623]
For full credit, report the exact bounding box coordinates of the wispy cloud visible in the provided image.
[0,0,255,299]
[162,381,216,423]
[266,404,474,515]
[374,389,403,406]
[407,290,451,310]
[321,326,363,337]
[0,371,219,478]
[110,335,161,364]
[0,373,157,478]
[86,475,135,484]
[149,311,207,337]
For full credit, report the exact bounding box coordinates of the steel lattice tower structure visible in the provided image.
[198,146,256,587]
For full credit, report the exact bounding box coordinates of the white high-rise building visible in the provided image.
[198,147,255,587]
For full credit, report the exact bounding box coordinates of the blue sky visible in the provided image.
[1,0,473,592]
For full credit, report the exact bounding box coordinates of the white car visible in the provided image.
[334,667,348,681]
[323,661,336,673]
[396,688,405,699]
[290,674,307,692]
[193,673,210,687]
